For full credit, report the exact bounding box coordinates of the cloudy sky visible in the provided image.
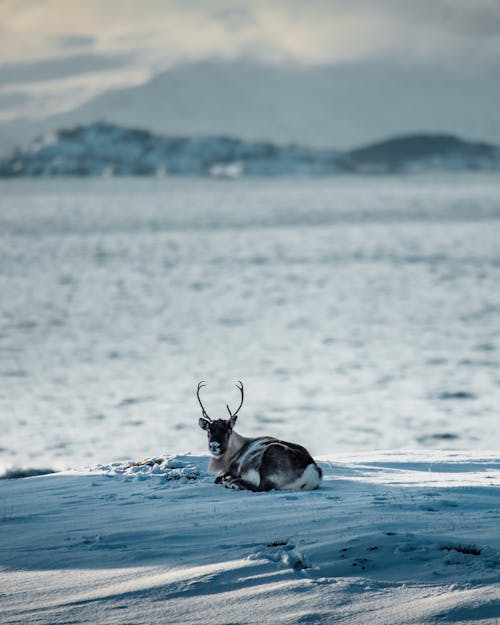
[1,0,499,123]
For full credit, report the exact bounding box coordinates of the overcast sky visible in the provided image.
[0,0,499,123]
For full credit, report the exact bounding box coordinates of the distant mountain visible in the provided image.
[0,122,341,177]
[1,58,500,157]
[345,134,500,173]
[0,123,498,178]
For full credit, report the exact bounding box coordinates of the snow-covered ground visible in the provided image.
[1,174,500,475]
[1,451,499,624]
[1,174,500,622]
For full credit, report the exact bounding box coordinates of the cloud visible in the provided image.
[0,53,133,85]
[55,34,96,49]
[212,7,254,31]
[0,91,30,109]
[0,0,499,121]
[1,0,499,67]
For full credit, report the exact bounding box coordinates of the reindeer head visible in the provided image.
[197,381,244,458]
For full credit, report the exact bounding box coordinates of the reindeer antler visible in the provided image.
[226,380,244,417]
[197,381,212,421]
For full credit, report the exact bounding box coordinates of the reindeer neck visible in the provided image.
[226,429,250,458]
[208,429,251,474]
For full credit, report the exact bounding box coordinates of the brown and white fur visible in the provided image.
[197,381,322,491]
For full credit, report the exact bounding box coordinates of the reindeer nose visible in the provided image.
[209,442,221,453]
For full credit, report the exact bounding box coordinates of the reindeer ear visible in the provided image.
[199,417,210,430]
[229,414,238,429]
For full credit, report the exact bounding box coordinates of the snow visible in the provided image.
[1,174,500,622]
[1,174,500,475]
[1,451,499,624]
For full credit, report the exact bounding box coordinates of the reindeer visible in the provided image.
[197,381,322,491]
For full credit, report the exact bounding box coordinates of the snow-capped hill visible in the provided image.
[0,122,499,177]
[0,122,340,178]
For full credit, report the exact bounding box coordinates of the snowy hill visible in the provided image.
[0,122,499,177]
[1,451,499,624]
[0,122,341,177]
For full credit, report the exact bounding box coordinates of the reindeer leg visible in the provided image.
[223,477,260,492]
[214,473,231,484]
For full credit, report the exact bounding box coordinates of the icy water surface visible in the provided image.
[1,174,499,472]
